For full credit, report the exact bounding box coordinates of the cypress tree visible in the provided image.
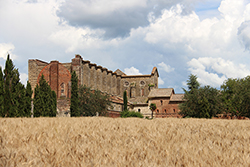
[0,67,3,117]
[24,81,33,117]
[34,75,57,117]
[123,91,127,111]
[70,71,80,117]
[3,54,14,117]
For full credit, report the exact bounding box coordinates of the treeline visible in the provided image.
[0,55,32,117]
[0,55,57,117]
[180,74,250,118]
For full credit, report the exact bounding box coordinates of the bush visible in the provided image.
[121,110,143,118]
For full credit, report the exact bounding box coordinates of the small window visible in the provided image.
[157,109,159,113]
[161,100,163,105]
[164,109,166,113]
[138,109,141,112]
[141,88,144,97]
[61,83,65,95]
[173,109,175,113]
[124,81,129,86]
[140,81,145,85]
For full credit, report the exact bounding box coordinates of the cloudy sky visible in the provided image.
[0,0,250,93]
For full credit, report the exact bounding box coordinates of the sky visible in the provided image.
[0,0,250,93]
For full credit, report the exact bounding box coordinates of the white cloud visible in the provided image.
[20,73,28,86]
[158,62,174,73]
[49,26,106,52]
[158,77,165,85]
[0,43,17,60]
[124,67,142,75]
[187,57,250,87]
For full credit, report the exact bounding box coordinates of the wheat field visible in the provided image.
[1,117,250,167]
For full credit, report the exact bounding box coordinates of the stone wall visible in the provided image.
[28,54,160,115]
[148,97,182,118]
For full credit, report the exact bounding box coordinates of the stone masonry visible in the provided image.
[28,54,184,118]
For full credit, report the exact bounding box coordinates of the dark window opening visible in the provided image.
[138,109,141,112]
[173,109,175,113]
[164,109,166,113]
[141,89,144,97]
[161,100,163,105]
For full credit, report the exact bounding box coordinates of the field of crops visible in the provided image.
[1,117,250,166]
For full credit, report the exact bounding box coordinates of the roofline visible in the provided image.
[122,74,151,78]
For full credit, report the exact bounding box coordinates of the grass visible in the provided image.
[1,117,250,166]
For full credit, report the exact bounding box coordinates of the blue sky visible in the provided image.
[0,0,250,93]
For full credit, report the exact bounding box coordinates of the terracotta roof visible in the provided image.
[148,88,174,98]
[170,94,184,101]
[110,95,130,105]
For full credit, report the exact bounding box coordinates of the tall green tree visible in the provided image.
[221,76,250,117]
[33,75,57,117]
[0,67,3,117]
[70,71,80,117]
[78,85,111,116]
[24,81,33,117]
[3,54,14,117]
[179,74,222,118]
[123,90,128,111]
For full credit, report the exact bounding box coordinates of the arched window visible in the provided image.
[141,88,144,97]
[138,109,141,112]
[161,100,163,105]
[61,83,65,95]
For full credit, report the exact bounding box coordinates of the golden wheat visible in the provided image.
[0,117,250,166]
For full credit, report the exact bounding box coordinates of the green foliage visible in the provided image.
[220,76,250,117]
[78,85,111,116]
[180,75,222,118]
[120,110,143,118]
[3,54,14,117]
[24,81,33,117]
[148,83,155,87]
[0,67,3,117]
[1,54,32,117]
[123,91,127,111]
[70,71,80,117]
[186,74,200,93]
[149,103,156,111]
[33,75,57,117]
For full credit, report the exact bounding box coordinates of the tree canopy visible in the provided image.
[0,54,33,117]
[33,75,57,117]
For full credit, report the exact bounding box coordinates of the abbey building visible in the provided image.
[28,54,184,118]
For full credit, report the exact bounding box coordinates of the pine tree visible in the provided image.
[0,67,4,117]
[70,71,80,117]
[123,91,127,111]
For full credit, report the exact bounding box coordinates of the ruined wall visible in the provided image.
[121,75,158,104]
[28,54,160,116]
[28,59,48,96]
[37,61,71,98]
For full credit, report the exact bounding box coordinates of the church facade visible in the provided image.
[28,54,184,118]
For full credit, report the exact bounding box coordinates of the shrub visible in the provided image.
[121,110,143,118]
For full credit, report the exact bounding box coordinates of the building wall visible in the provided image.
[28,54,161,116]
[149,98,182,118]
[131,105,152,118]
